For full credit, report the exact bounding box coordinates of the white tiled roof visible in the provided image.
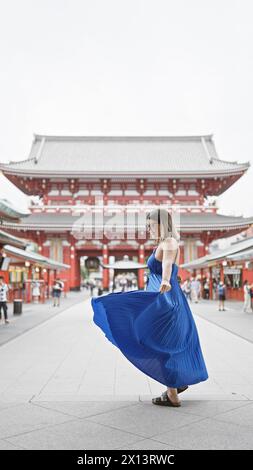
[181,236,253,268]
[2,212,253,231]
[0,198,30,220]
[0,229,28,248]
[0,134,249,176]
[3,244,70,270]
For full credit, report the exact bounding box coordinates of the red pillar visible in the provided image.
[138,244,145,289]
[209,266,213,299]
[220,263,224,282]
[62,243,71,291]
[102,244,109,290]
[68,237,81,290]
[47,269,50,299]
[26,265,33,303]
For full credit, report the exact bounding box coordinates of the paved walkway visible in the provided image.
[0,294,253,450]
[192,298,253,343]
[0,290,90,346]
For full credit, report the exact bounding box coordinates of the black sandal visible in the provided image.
[152,390,181,407]
[177,386,188,394]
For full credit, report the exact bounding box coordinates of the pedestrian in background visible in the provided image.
[182,278,191,301]
[190,277,201,303]
[243,280,253,313]
[52,278,63,307]
[0,276,9,324]
[203,279,210,299]
[218,281,226,311]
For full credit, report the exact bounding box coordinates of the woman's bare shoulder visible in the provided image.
[161,237,178,251]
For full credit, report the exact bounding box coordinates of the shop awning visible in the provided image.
[3,244,70,271]
[0,229,28,248]
[180,237,253,270]
[227,247,253,261]
[102,260,147,269]
[101,254,147,270]
[0,198,30,221]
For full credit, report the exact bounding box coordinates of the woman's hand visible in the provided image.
[159,280,172,294]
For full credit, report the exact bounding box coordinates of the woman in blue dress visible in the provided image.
[91,208,209,407]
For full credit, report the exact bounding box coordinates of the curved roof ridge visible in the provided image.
[33,133,214,141]
[8,157,36,165]
[211,156,250,167]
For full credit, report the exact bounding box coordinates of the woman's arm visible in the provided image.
[159,237,178,294]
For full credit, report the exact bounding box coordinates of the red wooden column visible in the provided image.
[138,244,145,289]
[26,265,33,303]
[200,267,204,298]
[62,241,71,291]
[68,237,81,290]
[69,253,81,290]
[102,244,109,290]
[220,263,224,282]
[209,266,213,299]
[46,269,50,299]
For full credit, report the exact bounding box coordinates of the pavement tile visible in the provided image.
[85,402,205,438]
[151,417,253,450]
[31,400,140,419]
[0,403,75,439]
[167,400,252,418]
[114,438,182,450]
[6,419,144,450]
[212,402,253,427]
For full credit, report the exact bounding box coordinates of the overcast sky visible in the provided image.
[0,0,252,216]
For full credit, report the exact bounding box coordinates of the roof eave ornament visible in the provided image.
[201,136,213,165]
[34,136,45,165]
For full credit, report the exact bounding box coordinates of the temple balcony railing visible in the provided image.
[29,203,218,214]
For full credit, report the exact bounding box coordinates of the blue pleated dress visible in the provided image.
[91,248,209,388]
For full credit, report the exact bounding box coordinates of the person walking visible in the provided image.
[0,276,9,324]
[91,208,208,407]
[32,280,40,303]
[218,281,226,311]
[203,279,210,299]
[52,278,63,307]
[250,285,253,311]
[89,279,95,296]
[182,278,191,301]
[190,277,201,303]
[243,280,252,313]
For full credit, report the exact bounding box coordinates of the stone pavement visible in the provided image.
[0,289,90,347]
[0,293,253,450]
[191,298,253,343]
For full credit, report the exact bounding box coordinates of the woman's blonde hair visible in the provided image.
[146,208,180,244]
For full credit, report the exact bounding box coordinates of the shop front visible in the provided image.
[2,244,70,303]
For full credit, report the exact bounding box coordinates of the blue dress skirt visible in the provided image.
[91,249,209,388]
